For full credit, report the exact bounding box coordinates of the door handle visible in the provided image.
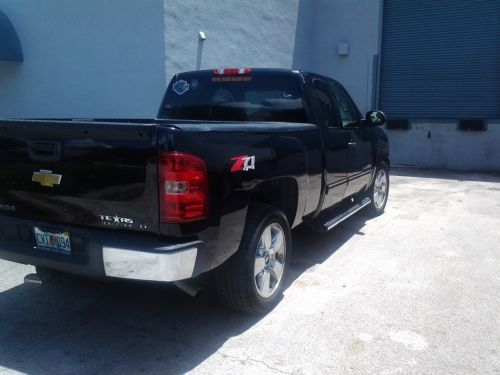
[348,141,357,148]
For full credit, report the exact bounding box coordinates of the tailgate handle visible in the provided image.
[28,141,62,162]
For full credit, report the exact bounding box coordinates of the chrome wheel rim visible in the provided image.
[254,223,286,299]
[373,169,388,209]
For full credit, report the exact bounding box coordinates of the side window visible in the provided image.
[311,79,337,127]
[331,83,361,128]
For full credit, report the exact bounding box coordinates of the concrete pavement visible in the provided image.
[0,168,499,374]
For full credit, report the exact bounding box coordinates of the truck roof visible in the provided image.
[171,68,339,85]
[171,68,306,79]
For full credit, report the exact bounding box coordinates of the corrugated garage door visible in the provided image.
[380,0,500,119]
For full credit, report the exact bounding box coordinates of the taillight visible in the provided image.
[213,68,252,75]
[158,151,209,223]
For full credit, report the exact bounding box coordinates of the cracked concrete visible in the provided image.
[0,168,500,374]
[215,351,294,375]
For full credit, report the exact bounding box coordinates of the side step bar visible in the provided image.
[304,198,372,232]
[318,197,372,232]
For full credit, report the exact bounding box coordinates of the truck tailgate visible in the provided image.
[0,120,159,234]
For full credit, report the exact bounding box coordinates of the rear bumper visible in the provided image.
[102,243,198,282]
[0,216,202,282]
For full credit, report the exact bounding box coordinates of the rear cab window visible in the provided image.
[160,70,307,123]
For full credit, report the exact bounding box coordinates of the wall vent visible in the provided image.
[458,119,487,132]
[385,119,410,130]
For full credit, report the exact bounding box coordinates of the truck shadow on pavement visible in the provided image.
[0,214,369,374]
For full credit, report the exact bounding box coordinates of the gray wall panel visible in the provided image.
[387,120,500,171]
[0,0,165,118]
[309,0,383,114]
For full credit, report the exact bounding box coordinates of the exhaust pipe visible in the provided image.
[24,273,44,286]
[174,280,203,298]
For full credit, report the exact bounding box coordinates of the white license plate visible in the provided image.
[34,227,72,255]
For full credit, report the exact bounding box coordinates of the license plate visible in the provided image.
[34,227,72,255]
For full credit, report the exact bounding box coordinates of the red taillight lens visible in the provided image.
[213,68,252,75]
[158,151,209,223]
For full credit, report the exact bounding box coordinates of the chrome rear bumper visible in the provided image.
[103,242,199,282]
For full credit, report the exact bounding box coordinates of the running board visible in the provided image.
[307,197,371,232]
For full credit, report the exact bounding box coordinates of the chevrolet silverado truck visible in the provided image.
[0,68,389,313]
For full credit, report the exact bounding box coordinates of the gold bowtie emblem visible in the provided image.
[32,170,62,187]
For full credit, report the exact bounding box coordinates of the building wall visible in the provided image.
[380,1,500,171]
[308,0,383,115]
[162,0,383,115]
[163,0,303,85]
[0,0,382,118]
[386,121,500,171]
[0,0,165,118]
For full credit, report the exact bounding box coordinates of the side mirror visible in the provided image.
[364,110,387,127]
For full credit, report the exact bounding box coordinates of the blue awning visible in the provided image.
[0,10,23,62]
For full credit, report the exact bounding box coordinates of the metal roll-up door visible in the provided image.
[380,0,500,119]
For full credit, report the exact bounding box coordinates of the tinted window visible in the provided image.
[311,79,336,127]
[160,74,306,123]
[330,83,361,127]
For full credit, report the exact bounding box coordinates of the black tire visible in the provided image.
[215,205,291,314]
[366,161,389,216]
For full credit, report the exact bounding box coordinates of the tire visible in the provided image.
[215,205,291,314]
[366,161,389,216]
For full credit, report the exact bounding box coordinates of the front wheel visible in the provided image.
[366,162,389,216]
[215,205,291,314]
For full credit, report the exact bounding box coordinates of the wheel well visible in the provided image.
[250,178,298,227]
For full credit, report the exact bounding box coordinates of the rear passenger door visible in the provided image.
[330,82,373,197]
[310,78,350,209]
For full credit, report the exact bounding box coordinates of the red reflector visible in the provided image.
[214,68,252,75]
[158,151,209,223]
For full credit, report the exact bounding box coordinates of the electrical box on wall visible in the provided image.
[337,42,349,56]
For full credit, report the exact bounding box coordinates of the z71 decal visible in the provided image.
[231,155,256,172]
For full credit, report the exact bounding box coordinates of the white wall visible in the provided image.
[163,0,302,84]
[0,0,165,118]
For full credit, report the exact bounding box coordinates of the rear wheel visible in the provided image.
[366,162,389,216]
[215,205,291,314]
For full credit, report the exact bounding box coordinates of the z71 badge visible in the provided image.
[231,155,256,172]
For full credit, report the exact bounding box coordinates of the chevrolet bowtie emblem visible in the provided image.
[32,170,62,187]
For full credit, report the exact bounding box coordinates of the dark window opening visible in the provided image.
[311,79,336,127]
[385,119,410,130]
[330,84,362,128]
[458,119,487,132]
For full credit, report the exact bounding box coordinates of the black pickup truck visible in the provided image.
[0,68,389,313]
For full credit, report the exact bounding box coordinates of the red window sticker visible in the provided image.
[231,155,256,172]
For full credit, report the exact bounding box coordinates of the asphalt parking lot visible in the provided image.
[1,168,499,375]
